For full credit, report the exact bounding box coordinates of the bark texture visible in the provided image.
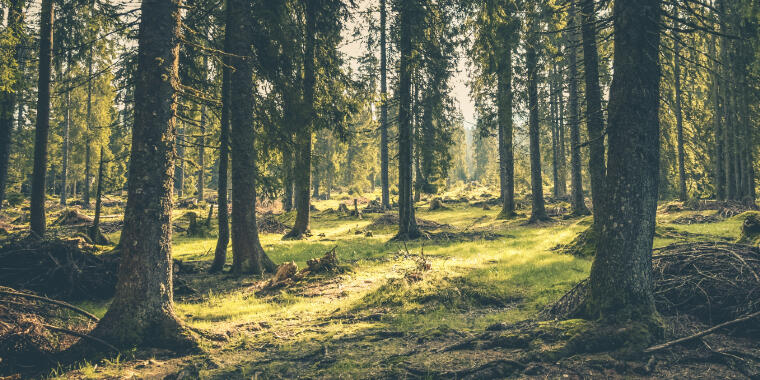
[567,1,589,216]
[587,0,661,324]
[379,0,390,210]
[30,0,54,236]
[396,1,419,239]
[0,0,23,210]
[89,0,197,350]
[228,0,275,274]
[496,46,515,219]
[526,16,549,223]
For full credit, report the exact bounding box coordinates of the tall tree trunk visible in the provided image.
[379,0,390,210]
[550,69,560,199]
[282,145,293,212]
[176,123,185,197]
[285,0,316,240]
[0,0,22,210]
[83,7,94,209]
[673,22,687,201]
[396,1,419,239]
[567,1,589,216]
[61,56,71,206]
[526,16,549,223]
[558,73,567,195]
[88,0,197,350]
[711,30,724,200]
[89,146,105,242]
[587,0,661,329]
[210,17,232,274]
[580,0,606,216]
[496,47,515,219]
[30,0,54,236]
[197,54,207,203]
[228,0,275,273]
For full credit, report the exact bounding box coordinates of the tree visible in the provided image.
[566,0,589,216]
[379,0,390,210]
[580,0,606,216]
[395,0,420,239]
[0,0,24,210]
[586,0,662,329]
[88,0,197,350]
[30,0,54,236]
[526,10,549,223]
[210,0,232,274]
[673,13,687,201]
[228,0,275,274]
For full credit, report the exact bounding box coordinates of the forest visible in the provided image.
[0,0,759,378]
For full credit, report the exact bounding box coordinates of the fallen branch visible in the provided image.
[644,309,760,353]
[42,323,118,352]
[0,290,99,322]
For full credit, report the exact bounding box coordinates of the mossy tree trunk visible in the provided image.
[587,0,661,326]
[228,0,275,274]
[496,44,516,219]
[379,0,390,210]
[88,0,197,350]
[30,0,54,236]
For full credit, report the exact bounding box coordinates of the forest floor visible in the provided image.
[1,186,759,379]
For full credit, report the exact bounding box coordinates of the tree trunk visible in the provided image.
[558,73,567,195]
[711,30,724,200]
[587,0,661,328]
[30,0,54,236]
[567,1,589,216]
[580,0,606,216]
[396,1,419,239]
[284,1,316,239]
[88,0,197,350]
[282,145,293,212]
[379,0,390,210]
[83,12,94,209]
[210,18,232,274]
[526,16,549,223]
[228,0,275,274]
[197,54,207,204]
[496,47,515,219]
[89,146,105,242]
[176,123,185,197]
[550,69,560,199]
[673,22,687,201]
[61,57,71,206]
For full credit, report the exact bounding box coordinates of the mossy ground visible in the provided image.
[4,188,754,379]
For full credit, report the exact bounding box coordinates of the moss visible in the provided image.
[737,211,760,245]
[563,314,663,359]
[553,226,598,257]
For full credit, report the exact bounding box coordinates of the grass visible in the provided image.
[37,192,751,378]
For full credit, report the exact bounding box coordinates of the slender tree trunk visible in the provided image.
[550,70,560,199]
[580,0,606,216]
[285,2,316,239]
[84,15,94,209]
[587,0,661,329]
[89,146,104,241]
[312,168,320,199]
[0,0,24,210]
[197,54,207,203]
[228,0,275,273]
[558,75,567,195]
[88,0,197,350]
[379,0,390,210]
[210,18,232,274]
[396,1,419,239]
[282,145,293,212]
[567,1,589,216]
[673,23,687,201]
[496,47,515,219]
[30,0,54,236]
[61,57,71,206]
[526,16,549,223]
[711,31,725,200]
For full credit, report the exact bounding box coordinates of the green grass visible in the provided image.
[52,194,750,379]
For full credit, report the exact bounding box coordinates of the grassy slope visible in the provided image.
[46,194,746,379]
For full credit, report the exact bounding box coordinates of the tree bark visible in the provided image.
[711,30,724,200]
[175,123,185,197]
[496,47,515,219]
[379,0,390,210]
[30,0,54,236]
[567,1,589,216]
[88,0,197,350]
[83,1,94,209]
[210,16,232,274]
[580,0,606,216]
[526,16,549,223]
[673,21,687,201]
[284,0,316,239]
[396,0,419,239]
[587,0,661,326]
[61,56,71,206]
[228,0,275,273]
[0,0,23,210]
[197,54,207,204]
